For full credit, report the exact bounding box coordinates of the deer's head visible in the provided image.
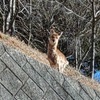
[49,28,63,47]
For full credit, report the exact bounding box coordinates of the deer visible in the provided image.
[47,27,69,73]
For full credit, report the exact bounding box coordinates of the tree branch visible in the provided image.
[55,0,85,20]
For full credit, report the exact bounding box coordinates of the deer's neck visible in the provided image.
[48,43,57,52]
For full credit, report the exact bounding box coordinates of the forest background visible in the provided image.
[0,0,100,80]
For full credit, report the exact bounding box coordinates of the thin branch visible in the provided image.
[78,46,91,71]
[0,7,3,15]
[55,0,85,20]
[18,0,29,14]
[95,10,100,22]
[78,0,91,10]
[17,15,29,30]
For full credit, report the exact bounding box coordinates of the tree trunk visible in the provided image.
[78,46,91,71]
[2,0,6,33]
[12,0,16,35]
[28,0,32,45]
[6,0,13,32]
[75,36,78,70]
[91,0,95,79]
[79,37,82,61]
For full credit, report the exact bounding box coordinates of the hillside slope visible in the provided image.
[0,33,100,100]
[0,41,100,100]
[0,32,100,92]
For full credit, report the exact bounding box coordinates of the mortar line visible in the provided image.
[79,83,94,100]
[21,89,33,100]
[12,77,29,99]
[0,82,13,96]
[0,57,24,84]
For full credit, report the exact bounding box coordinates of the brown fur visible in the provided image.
[47,28,69,73]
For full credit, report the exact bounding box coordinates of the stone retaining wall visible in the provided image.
[0,42,100,100]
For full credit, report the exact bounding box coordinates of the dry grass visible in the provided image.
[0,32,100,91]
[64,67,100,91]
[0,32,49,65]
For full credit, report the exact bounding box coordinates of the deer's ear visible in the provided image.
[50,29,55,34]
[59,32,63,37]
[61,32,63,35]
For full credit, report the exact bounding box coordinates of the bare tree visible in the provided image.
[1,0,18,34]
[2,0,6,33]
[28,0,32,45]
[90,0,95,79]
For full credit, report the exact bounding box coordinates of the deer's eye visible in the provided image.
[52,36,54,38]
[55,36,58,39]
